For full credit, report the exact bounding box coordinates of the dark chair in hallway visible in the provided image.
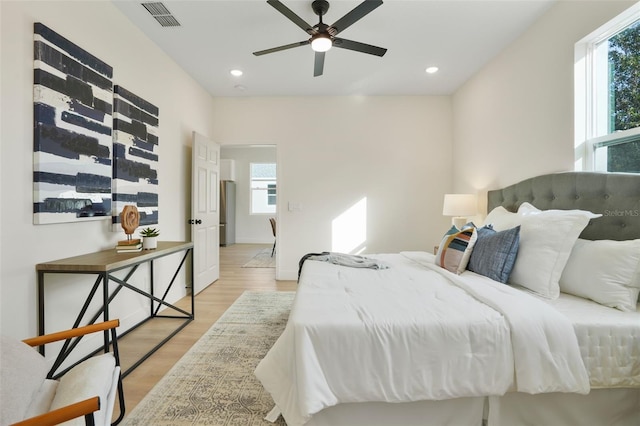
[269,217,276,257]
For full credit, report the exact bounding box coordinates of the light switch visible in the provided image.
[288,202,301,212]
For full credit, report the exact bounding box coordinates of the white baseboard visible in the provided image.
[277,267,298,281]
[234,237,274,244]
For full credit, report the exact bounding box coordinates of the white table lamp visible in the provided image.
[443,194,477,229]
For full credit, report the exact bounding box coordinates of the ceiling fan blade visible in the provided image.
[314,51,325,77]
[332,38,387,56]
[329,0,383,35]
[253,40,310,56]
[267,0,316,35]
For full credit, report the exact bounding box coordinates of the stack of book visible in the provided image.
[116,238,142,253]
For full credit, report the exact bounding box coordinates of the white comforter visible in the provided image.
[255,252,589,426]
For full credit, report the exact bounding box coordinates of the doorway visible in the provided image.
[220,144,278,273]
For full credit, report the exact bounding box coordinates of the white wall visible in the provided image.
[452,0,636,216]
[0,1,215,342]
[221,146,277,244]
[211,96,454,279]
[6,0,626,340]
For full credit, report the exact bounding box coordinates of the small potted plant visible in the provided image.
[140,227,159,250]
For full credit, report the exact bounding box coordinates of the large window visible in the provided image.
[250,163,276,214]
[575,4,640,173]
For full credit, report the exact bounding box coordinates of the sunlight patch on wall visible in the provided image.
[332,197,367,253]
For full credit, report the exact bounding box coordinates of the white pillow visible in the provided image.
[483,206,520,231]
[484,203,597,298]
[560,239,640,311]
[0,336,48,425]
[512,211,591,298]
[24,379,59,419]
[50,352,116,426]
[517,202,602,219]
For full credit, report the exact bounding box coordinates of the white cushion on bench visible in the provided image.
[50,352,116,426]
[0,335,48,424]
[25,379,59,419]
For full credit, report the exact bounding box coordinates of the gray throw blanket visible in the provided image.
[298,252,389,281]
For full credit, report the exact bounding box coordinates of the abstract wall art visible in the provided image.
[112,85,159,230]
[33,23,114,224]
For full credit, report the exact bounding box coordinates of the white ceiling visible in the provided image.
[113,0,555,97]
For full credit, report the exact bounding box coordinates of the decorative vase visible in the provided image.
[143,236,158,250]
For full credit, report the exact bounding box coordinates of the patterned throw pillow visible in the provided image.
[436,225,477,274]
[467,225,520,283]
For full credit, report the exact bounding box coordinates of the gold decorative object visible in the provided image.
[119,205,140,242]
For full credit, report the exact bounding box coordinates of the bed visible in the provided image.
[255,171,640,426]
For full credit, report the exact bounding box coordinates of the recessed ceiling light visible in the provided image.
[230,69,243,77]
[425,66,439,74]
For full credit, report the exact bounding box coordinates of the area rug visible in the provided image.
[122,291,294,426]
[242,248,275,268]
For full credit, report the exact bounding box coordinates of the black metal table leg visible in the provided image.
[36,242,194,376]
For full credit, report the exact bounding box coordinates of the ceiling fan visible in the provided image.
[253,0,387,77]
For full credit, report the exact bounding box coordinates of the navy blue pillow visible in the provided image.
[467,225,520,283]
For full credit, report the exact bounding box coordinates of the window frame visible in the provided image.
[249,162,277,215]
[574,3,640,172]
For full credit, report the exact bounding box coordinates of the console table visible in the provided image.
[36,241,194,377]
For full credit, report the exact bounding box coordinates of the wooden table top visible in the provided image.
[36,241,193,273]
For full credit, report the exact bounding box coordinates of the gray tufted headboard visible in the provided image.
[487,172,640,241]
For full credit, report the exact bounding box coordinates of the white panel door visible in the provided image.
[191,131,219,294]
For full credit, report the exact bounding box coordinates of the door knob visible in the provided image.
[196,219,202,224]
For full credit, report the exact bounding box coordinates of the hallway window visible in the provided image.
[250,163,276,214]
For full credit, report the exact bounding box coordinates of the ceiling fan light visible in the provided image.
[311,35,332,52]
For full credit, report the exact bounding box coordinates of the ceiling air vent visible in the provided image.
[141,2,181,27]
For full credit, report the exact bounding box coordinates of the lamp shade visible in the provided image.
[442,194,477,217]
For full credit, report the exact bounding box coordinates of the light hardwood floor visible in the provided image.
[115,243,296,420]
